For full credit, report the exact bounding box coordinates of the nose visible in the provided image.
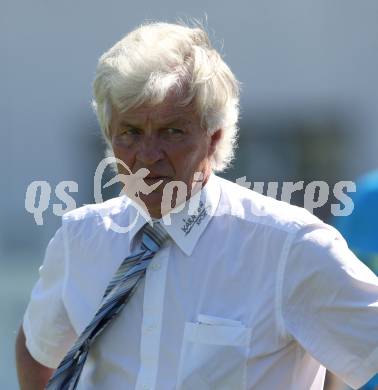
[135,135,164,166]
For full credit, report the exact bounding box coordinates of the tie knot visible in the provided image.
[142,222,169,252]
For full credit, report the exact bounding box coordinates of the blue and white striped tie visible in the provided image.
[46,222,169,390]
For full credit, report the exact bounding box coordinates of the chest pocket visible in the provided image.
[176,315,252,390]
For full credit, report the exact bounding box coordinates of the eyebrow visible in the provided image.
[119,122,142,129]
[119,119,192,128]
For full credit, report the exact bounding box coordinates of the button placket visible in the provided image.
[136,246,171,390]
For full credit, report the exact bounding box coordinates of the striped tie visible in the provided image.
[46,222,169,390]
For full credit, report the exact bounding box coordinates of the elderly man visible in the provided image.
[16,22,378,390]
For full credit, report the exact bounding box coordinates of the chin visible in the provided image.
[139,193,164,216]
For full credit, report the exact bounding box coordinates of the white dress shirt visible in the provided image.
[23,174,378,389]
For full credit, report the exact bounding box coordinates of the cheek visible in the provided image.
[111,142,136,170]
[167,138,209,171]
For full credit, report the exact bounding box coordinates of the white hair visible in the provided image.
[92,22,240,172]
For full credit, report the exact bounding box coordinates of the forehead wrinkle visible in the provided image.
[119,107,196,130]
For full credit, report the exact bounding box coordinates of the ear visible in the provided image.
[208,129,222,156]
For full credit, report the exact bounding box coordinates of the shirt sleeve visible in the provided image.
[280,223,378,389]
[23,221,77,369]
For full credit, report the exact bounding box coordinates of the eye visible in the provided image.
[119,127,141,136]
[165,128,184,135]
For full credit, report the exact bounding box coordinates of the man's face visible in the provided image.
[109,101,220,218]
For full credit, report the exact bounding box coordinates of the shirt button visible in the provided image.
[144,324,156,333]
[142,385,149,390]
[151,263,161,270]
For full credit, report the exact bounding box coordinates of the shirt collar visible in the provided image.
[126,173,221,256]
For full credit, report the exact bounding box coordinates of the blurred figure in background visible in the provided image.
[334,170,378,276]
[330,170,378,390]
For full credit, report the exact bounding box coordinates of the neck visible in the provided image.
[149,170,212,219]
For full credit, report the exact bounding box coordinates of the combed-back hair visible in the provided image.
[92,22,240,172]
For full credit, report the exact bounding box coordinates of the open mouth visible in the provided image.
[144,176,170,184]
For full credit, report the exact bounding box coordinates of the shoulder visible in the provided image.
[63,195,128,221]
[60,196,132,237]
[215,176,324,236]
